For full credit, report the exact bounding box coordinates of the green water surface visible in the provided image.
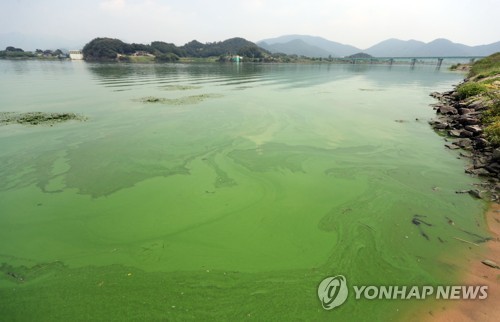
[0,61,488,321]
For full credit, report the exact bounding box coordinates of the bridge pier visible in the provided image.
[331,56,481,67]
[436,58,444,69]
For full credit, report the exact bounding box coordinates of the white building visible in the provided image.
[69,50,83,60]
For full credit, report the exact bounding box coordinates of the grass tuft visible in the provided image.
[470,52,500,79]
[456,82,488,99]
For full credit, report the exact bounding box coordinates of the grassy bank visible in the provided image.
[429,52,500,201]
[463,53,500,144]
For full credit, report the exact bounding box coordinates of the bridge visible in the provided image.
[332,56,484,68]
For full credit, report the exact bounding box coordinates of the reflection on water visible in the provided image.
[84,62,462,91]
[0,60,484,321]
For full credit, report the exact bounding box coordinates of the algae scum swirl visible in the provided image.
[0,61,487,321]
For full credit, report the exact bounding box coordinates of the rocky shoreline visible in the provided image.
[429,85,499,201]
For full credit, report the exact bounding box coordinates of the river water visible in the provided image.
[0,60,487,320]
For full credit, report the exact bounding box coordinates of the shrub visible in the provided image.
[117,55,131,62]
[482,94,500,120]
[155,53,179,62]
[481,95,500,145]
[456,82,488,99]
[485,121,500,146]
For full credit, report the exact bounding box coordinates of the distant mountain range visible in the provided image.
[258,35,359,58]
[258,35,500,58]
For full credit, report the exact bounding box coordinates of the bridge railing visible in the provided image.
[330,56,483,68]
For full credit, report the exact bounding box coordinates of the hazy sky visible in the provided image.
[1,0,499,48]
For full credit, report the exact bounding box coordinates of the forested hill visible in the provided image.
[82,37,269,61]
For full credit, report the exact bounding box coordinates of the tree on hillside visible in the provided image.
[79,36,270,61]
[181,40,205,57]
[130,43,151,53]
[82,38,134,60]
[180,38,268,58]
[0,47,35,58]
[150,41,186,57]
[347,52,373,59]
[5,46,24,52]
[238,44,264,59]
[155,53,180,62]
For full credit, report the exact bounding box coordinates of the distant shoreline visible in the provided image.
[4,36,486,65]
[0,55,476,68]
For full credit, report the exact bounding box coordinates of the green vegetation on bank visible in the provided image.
[347,52,373,59]
[82,37,272,62]
[0,46,68,59]
[80,37,394,63]
[80,37,342,63]
[456,82,488,99]
[82,38,132,60]
[0,46,35,58]
[482,94,500,145]
[468,53,500,144]
[449,63,471,72]
[470,52,500,78]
